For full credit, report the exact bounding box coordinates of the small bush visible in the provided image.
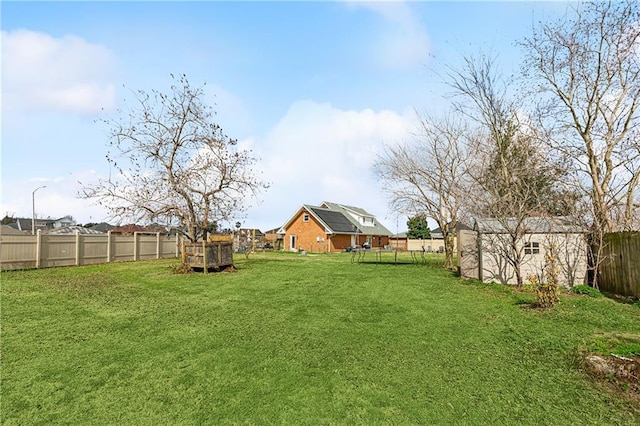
[170,262,193,274]
[572,285,603,298]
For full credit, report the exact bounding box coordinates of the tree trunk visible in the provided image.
[444,232,455,270]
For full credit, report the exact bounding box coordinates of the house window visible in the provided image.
[303,214,309,222]
[524,242,540,255]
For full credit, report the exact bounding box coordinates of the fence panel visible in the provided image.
[0,232,179,271]
[138,234,159,260]
[0,235,36,269]
[40,234,77,268]
[111,235,135,263]
[599,232,640,298]
[81,235,110,265]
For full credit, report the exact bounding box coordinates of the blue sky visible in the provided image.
[1,1,572,232]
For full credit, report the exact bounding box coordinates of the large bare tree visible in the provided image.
[374,113,468,269]
[522,0,640,234]
[81,74,268,242]
[448,53,571,286]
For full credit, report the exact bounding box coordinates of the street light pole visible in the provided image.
[32,185,47,235]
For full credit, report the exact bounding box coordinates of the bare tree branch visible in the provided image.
[80,74,269,242]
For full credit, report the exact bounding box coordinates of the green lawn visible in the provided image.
[2,252,639,424]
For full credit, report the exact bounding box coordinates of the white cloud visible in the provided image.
[344,0,431,69]
[243,100,414,231]
[0,171,112,225]
[205,84,253,138]
[0,100,415,232]
[1,29,116,113]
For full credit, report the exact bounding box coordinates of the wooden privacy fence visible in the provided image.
[598,232,640,298]
[0,231,180,270]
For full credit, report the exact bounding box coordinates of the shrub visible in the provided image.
[572,285,603,298]
[170,262,193,274]
[527,244,561,309]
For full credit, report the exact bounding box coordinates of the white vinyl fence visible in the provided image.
[0,231,180,270]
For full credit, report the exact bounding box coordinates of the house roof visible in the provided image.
[88,222,115,232]
[46,226,105,235]
[7,218,52,232]
[110,224,166,234]
[1,225,29,235]
[319,201,393,236]
[279,201,393,236]
[390,231,408,239]
[474,217,584,234]
[309,207,357,233]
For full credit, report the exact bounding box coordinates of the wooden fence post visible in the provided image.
[156,232,161,259]
[134,232,139,261]
[75,230,81,266]
[107,231,112,263]
[35,229,42,269]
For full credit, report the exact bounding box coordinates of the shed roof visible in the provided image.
[474,217,584,234]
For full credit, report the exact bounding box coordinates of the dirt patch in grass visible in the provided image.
[580,333,640,405]
[583,354,640,402]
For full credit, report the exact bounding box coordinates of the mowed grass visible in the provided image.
[2,252,639,425]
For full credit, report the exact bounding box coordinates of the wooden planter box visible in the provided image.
[182,241,233,272]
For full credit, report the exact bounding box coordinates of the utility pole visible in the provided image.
[32,185,47,235]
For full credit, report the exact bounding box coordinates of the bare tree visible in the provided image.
[448,53,571,287]
[522,0,640,234]
[80,74,268,242]
[374,113,468,269]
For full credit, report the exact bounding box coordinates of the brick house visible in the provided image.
[278,202,392,253]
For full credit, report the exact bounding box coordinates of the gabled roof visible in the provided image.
[1,225,29,235]
[320,202,392,236]
[279,201,392,236]
[474,217,584,234]
[8,218,53,232]
[309,207,357,233]
[88,222,115,233]
[320,201,370,217]
[46,226,105,235]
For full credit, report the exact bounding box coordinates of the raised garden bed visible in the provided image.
[182,240,233,272]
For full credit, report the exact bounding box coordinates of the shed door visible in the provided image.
[458,229,479,280]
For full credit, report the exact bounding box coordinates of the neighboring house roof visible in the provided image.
[88,222,115,233]
[390,231,408,239]
[279,201,393,236]
[53,215,76,228]
[431,222,472,239]
[46,226,105,235]
[474,217,584,234]
[8,217,53,232]
[1,225,29,235]
[110,224,166,234]
[5,216,75,232]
